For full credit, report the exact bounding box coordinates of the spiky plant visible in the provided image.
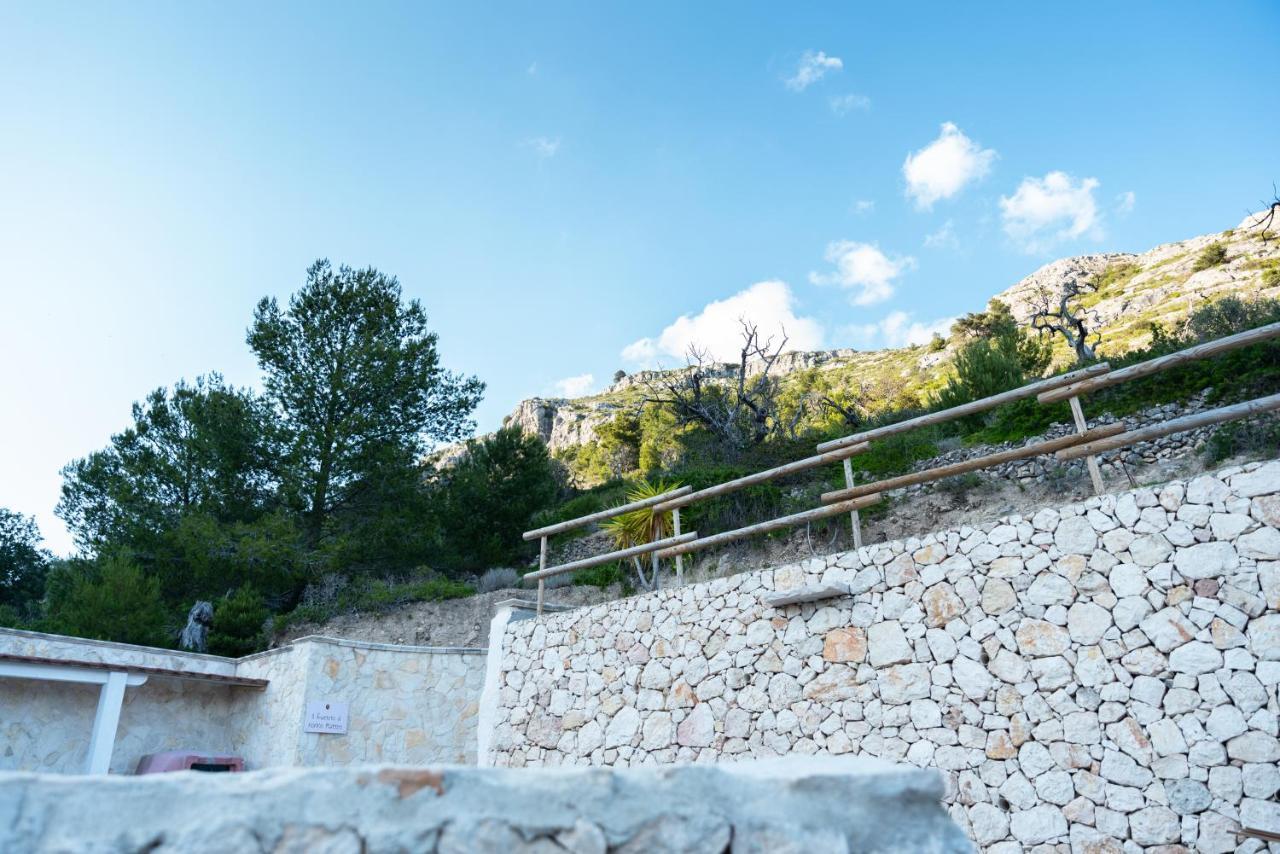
[600,479,681,590]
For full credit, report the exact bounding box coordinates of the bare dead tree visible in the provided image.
[1029,277,1101,363]
[642,319,789,451]
[818,381,869,429]
[1247,186,1280,243]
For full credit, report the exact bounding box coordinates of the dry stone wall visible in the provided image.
[487,460,1280,852]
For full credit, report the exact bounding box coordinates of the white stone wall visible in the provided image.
[488,460,1280,852]
[0,630,486,773]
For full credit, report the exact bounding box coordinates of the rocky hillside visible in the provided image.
[505,212,1280,455]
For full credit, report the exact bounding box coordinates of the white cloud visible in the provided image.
[786,50,842,91]
[524,136,561,159]
[923,219,958,250]
[809,241,916,306]
[903,122,997,209]
[829,93,871,115]
[853,199,875,215]
[1000,171,1102,252]
[552,373,595,398]
[1116,190,1136,216]
[621,280,824,367]
[844,311,954,349]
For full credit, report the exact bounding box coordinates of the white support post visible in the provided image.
[1068,396,1105,496]
[537,536,547,618]
[85,670,127,774]
[673,507,684,585]
[842,458,862,549]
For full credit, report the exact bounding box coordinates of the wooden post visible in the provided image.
[673,507,684,585]
[1068,396,1105,496]
[842,458,862,549]
[537,535,547,617]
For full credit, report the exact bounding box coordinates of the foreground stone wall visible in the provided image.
[488,460,1280,851]
[0,630,486,772]
[0,757,969,853]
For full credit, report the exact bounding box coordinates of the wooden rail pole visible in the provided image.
[821,424,1126,503]
[1037,321,1280,406]
[673,507,684,585]
[1068,396,1105,495]
[842,458,862,548]
[537,535,547,617]
[1056,393,1280,460]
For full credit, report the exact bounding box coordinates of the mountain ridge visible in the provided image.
[502,211,1280,456]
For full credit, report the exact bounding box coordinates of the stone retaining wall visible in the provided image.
[486,460,1280,851]
[0,758,969,853]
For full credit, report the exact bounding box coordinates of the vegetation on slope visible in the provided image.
[2,219,1278,651]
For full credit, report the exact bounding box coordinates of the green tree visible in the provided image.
[951,299,1018,340]
[0,509,49,625]
[208,585,270,657]
[45,555,169,647]
[935,325,1052,413]
[247,260,484,545]
[57,375,278,554]
[435,427,559,570]
[154,510,308,606]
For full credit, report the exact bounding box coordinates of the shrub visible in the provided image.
[936,472,986,502]
[1192,242,1228,272]
[476,567,520,593]
[1184,295,1280,343]
[1201,418,1280,466]
[852,428,940,478]
[402,578,474,602]
[573,561,626,589]
[45,555,169,647]
[208,585,270,657]
[933,328,1051,417]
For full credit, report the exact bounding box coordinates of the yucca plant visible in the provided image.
[600,478,681,590]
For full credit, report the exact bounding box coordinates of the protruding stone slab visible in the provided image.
[0,758,972,854]
[762,583,849,608]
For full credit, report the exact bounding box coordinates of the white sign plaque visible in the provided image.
[304,700,349,734]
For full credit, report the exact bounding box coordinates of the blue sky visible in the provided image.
[2,2,1277,554]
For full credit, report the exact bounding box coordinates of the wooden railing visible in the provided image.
[523,321,1280,617]
[819,320,1280,512]
[521,485,694,615]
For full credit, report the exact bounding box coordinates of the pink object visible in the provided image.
[134,750,245,774]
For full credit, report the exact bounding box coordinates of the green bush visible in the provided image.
[45,555,170,647]
[573,561,627,589]
[933,328,1051,418]
[1201,418,1280,466]
[852,428,941,478]
[1183,295,1280,343]
[1192,242,1228,272]
[208,585,270,657]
